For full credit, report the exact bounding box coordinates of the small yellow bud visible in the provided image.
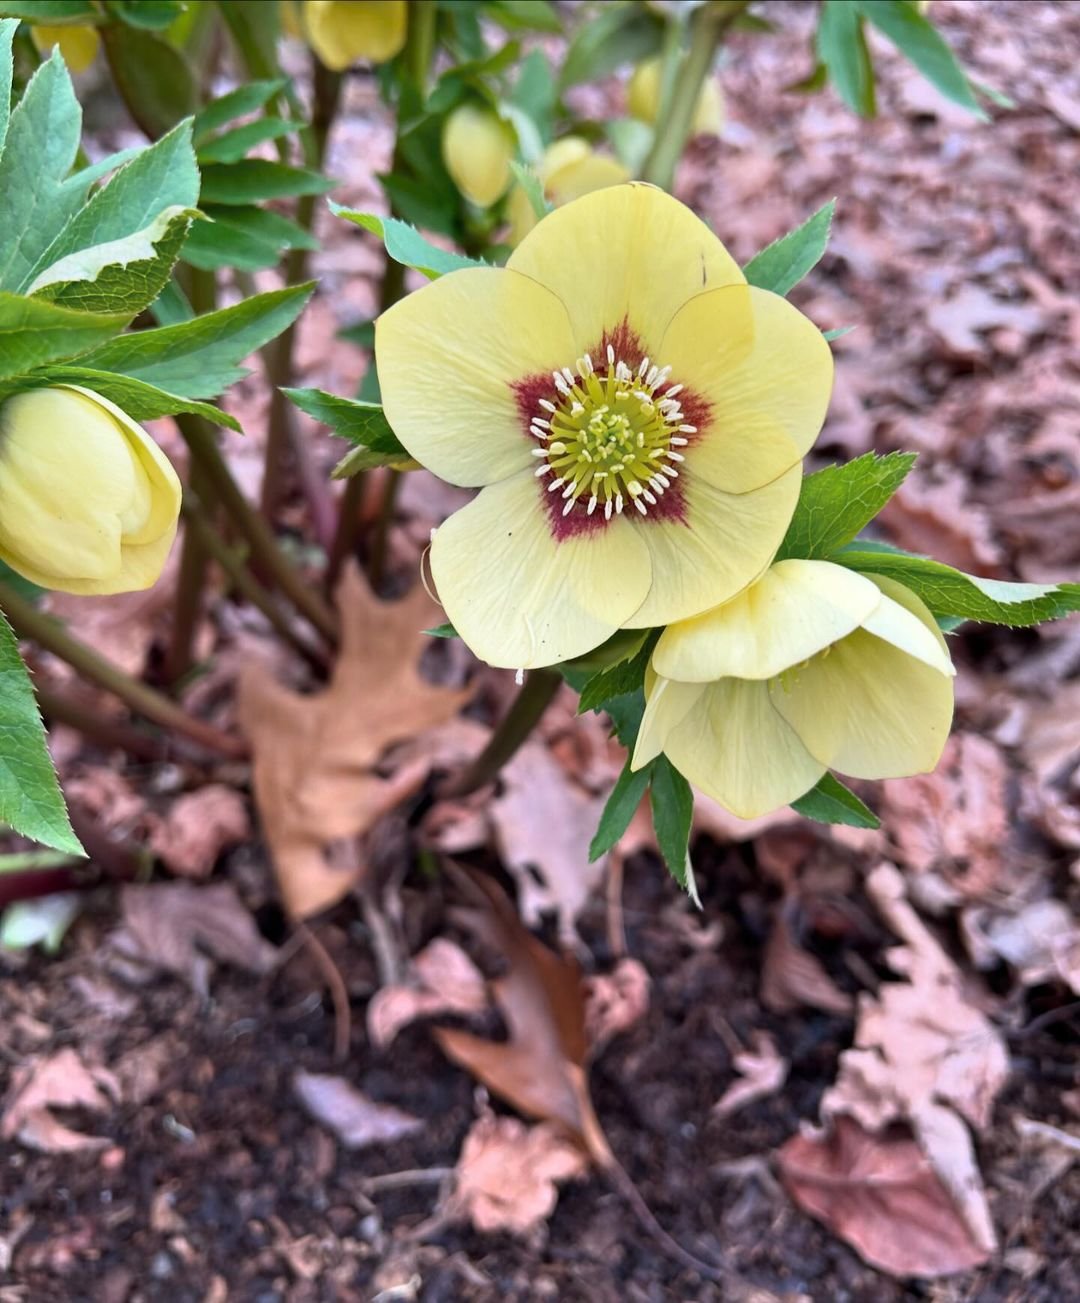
[31,25,100,75]
[627,56,726,137]
[0,386,181,596]
[441,103,515,209]
[506,136,630,246]
[302,0,408,70]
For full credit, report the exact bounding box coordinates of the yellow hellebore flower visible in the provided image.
[302,0,407,70]
[441,103,515,209]
[376,184,834,669]
[628,57,725,137]
[0,386,181,596]
[633,559,956,818]
[31,24,100,74]
[506,136,631,247]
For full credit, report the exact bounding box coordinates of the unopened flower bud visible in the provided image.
[31,24,100,74]
[442,103,515,208]
[302,0,407,70]
[627,56,726,137]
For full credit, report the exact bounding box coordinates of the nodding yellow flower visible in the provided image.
[506,136,630,247]
[0,386,181,596]
[628,57,725,137]
[31,24,100,74]
[441,103,515,208]
[376,185,833,670]
[633,560,956,818]
[302,0,407,70]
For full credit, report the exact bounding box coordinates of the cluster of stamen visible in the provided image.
[530,345,695,519]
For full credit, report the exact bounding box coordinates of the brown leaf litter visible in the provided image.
[238,565,470,920]
[366,937,488,1050]
[713,1032,789,1120]
[293,1069,424,1149]
[1,1048,120,1154]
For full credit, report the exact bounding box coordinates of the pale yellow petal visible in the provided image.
[625,463,801,629]
[507,184,744,355]
[663,679,825,819]
[43,521,179,596]
[654,559,881,683]
[659,284,834,490]
[771,628,954,779]
[632,671,704,770]
[431,470,652,669]
[377,267,576,487]
[864,573,955,669]
[860,589,956,676]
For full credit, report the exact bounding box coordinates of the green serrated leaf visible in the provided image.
[30,365,241,429]
[0,2,94,18]
[104,0,185,31]
[77,283,314,399]
[181,202,318,271]
[0,293,126,380]
[196,116,300,165]
[0,18,16,156]
[0,611,83,856]
[559,2,661,89]
[281,387,407,456]
[776,451,917,563]
[854,0,986,119]
[200,160,333,205]
[822,325,855,341]
[577,631,657,716]
[791,772,880,828]
[485,0,562,35]
[743,200,836,297]
[817,0,876,117]
[649,756,697,900]
[101,22,198,139]
[330,202,483,279]
[838,549,1080,627]
[589,757,652,862]
[508,160,551,221]
[192,79,287,140]
[424,622,458,639]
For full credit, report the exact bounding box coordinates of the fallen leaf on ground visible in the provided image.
[150,785,250,880]
[433,869,613,1166]
[927,284,1047,358]
[110,882,276,997]
[1019,681,1080,788]
[819,864,1007,1257]
[583,958,650,1055]
[879,471,1002,574]
[713,1032,789,1119]
[367,937,488,1050]
[777,1117,992,1278]
[761,900,854,1018]
[490,740,609,945]
[963,898,1079,987]
[443,1112,587,1235]
[238,565,470,919]
[1,1048,119,1154]
[293,1070,423,1149]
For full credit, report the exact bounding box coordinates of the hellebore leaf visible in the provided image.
[199,160,333,205]
[649,756,699,903]
[589,757,652,863]
[791,773,880,829]
[0,294,127,380]
[0,18,15,157]
[77,284,313,398]
[837,550,1080,627]
[29,366,240,430]
[283,388,415,476]
[776,451,917,563]
[743,199,836,298]
[191,79,287,141]
[0,612,83,856]
[182,204,318,273]
[576,632,656,716]
[195,117,299,166]
[816,0,876,117]
[100,22,198,140]
[330,202,485,279]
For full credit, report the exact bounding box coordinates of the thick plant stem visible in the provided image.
[178,414,339,645]
[640,2,747,191]
[0,583,247,760]
[325,471,365,591]
[181,494,329,672]
[446,670,562,797]
[35,683,164,762]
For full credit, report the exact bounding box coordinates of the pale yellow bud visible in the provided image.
[0,387,181,595]
[627,56,725,136]
[442,103,515,208]
[31,25,100,75]
[506,137,631,246]
[302,0,408,70]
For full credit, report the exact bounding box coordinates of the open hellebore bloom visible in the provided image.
[302,0,407,70]
[506,137,630,247]
[633,560,956,818]
[377,185,833,669]
[0,386,181,596]
[441,103,515,209]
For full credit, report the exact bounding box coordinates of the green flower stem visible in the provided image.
[0,582,247,760]
[177,414,339,645]
[640,1,747,191]
[181,493,329,672]
[446,669,562,797]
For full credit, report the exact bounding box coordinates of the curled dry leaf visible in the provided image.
[293,1070,423,1149]
[238,565,470,920]
[149,785,250,880]
[879,470,1002,575]
[367,937,488,1050]
[583,957,650,1056]
[777,1116,991,1279]
[1,1048,119,1154]
[432,869,612,1167]
[927,284,1048,359]
[964,898,1080,989]
[713,1032,789,1120]
[111,882,276,997]
[444,1112,588,1236]
[761,900,854,1018]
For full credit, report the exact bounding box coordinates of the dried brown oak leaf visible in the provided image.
[367,937,488,1050]
[777,1116,991,1279]
[150,785,250,880]
[238,565,469,919]
[433,869,613,1167]
[1,1048,119,1154]
[713,1032,789,1120]
[444,1112,587,1235]
[293,1069,423,1149]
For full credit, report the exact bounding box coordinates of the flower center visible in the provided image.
[530,345,695,520]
